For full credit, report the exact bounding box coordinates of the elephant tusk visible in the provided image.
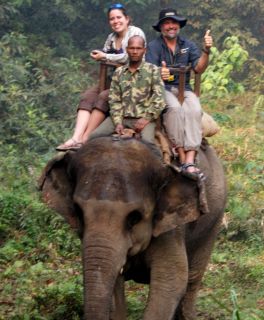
[120,267,124,275]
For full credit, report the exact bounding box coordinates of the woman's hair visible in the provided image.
[107,3,132,25]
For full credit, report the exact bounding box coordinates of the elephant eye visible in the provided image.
[126,210,142,230]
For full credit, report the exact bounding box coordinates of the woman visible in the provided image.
[56,3,146,151]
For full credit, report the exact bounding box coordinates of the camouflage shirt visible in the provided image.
[109,61,166,126]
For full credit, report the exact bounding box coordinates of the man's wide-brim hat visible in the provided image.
[152,8,187,32]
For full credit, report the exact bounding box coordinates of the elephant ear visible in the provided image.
[153,168,209,237]
[38,152,79,232]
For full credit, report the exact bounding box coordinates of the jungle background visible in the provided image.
[0,0,263,319]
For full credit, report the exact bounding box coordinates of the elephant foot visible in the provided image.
[174,312,196,320]
[174,303,197,320]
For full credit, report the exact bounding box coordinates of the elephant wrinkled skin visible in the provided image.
[39,137,226,320]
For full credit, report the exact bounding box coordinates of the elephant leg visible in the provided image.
[175,223,221,320]
[144,229,188,320]
[110,275,126,320]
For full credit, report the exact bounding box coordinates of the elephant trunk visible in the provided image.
[82,233,128,320]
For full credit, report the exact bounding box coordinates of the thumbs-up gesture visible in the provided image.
[203,30,213,51]
[161,61,170,81]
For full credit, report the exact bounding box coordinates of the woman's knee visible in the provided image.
[96,89,109,113]
[80,85,99,99]
[98,89,109,100]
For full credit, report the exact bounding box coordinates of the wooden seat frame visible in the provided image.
[98,62,201,104]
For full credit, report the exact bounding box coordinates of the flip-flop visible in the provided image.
[56,139,83,151]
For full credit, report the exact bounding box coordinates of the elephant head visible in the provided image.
[39,137,210,320]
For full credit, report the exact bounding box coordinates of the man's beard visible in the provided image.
[162,29,180,40]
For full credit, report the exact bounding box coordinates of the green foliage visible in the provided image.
[178,0,264,60]
[1,0,263,60]
[0,1,18,34]
[0,31,92,153]
[126,282,148,320]
[201,36,249,99]
[197,238,264,319]
[0,150,82,319]
[243,59,264,93]
[1,258,83,319]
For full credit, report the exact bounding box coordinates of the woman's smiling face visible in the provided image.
[108,9,129,34]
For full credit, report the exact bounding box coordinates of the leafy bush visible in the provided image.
[201,36,249,99]
[0,31,93,153]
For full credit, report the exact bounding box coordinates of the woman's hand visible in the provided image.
[90,50,107,61]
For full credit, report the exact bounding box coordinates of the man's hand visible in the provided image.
[161,61,170,81]
[115,123,125,135]
[195,30,212,72]
[90,50,106,61]
[203,30,213,52]
[134,118,150,132]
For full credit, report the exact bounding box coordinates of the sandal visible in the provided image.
[181,163,205,181]
[56,139,83,151]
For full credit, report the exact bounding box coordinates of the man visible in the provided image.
[90,35,166,154]
[146,8,213,178]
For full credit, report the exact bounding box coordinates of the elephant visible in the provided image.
[39,136,226,320]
